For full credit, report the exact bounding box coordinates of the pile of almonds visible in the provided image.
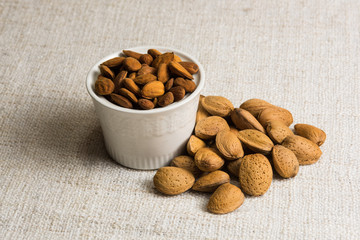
[153,97,326,214]
[94,49,199,110]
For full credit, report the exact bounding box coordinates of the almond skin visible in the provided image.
[123,78,141,96]
[192,170,230,192]
[102,57,125,68]
[170,155,201,177]
[139,54,153,65]
[99,64,115,79]
[187,135,207,156]
[157,63,169,83]
[157,92,174,107]
[118,88,138,103]
[227,157,243,177]
[272,145,299,178]
[207,183,245,214]
[168,86,185,102]
[95,76,115,95]
[147,49,162,58]
[174,77,196,93]
[152,52,175,69]
[168,60,194,79]
[195,116,230,140]
[231,108,265,133]
[141,81,165,99]
[138,99,154,110]
[216,130,244,160]
[113,71,128,92]
[110,93,133,109]
[134,73,157,85]
[179,61,199,74]
[282,135,322,165]
[201,96,234,117]
[123,57,142,71]
[194,148,225,172]
[294,123,326,146]
[237,129,274,155]
[123,50,142,60]
[239,153,273,196]
[257,107,293,128]
[137,64,157,76]
[239,99,275,117]
[266,120,294,144]
[153,167,195,195]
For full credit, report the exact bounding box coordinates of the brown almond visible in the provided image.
[153,166,195,195]
[137,64,157,76]
[239,99,275,117]
[102,57,125,68]
[187,135,207,156]
[207,183,245,214]
[113,71,128,91]
[195,116,230,140]
[99,64,115,79]
[272,145,299,178]
[138,99,154,110]
[282,135,322,165]
[141,81,165,99]
[95,76,115,95]
[157,92,174,107]
[128,72,136,79]
[174,54,182,62]
[123,57,142,72]
[147,49,162,58]
[165,78,174,91]
[134,73,157,85]
[170,155,201,177]
[294,123,326,146]
[119,88,138,103]
[179,61,199,74]
[192,170,230,192]
[257,107,293,128]
[157,63,169,83]
[174,77,196,93]
[194,148,225,172]
[110,93,133,109]
[201,96,234,117]
[168,86,185,102]
[123,78,141,96]
[266,120,294,144]
[139,54,153,65]
[151,52,174,69]
[168,60,194,79]
[227,157,243,177]
[216,130,244,160]
[237,129,274,155]
[231,108,265,133]
[239,153,273,196]
[123,50,142,60]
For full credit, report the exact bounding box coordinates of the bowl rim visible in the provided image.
[86,46,205,115]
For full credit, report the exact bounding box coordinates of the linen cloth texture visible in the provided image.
[1,0,359,239]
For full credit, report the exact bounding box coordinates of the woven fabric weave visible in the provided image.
[1,0,359,239]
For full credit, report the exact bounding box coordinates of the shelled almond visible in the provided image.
[153,96,326,214]
[94,49,199,109]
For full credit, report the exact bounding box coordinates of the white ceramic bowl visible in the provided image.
[86,46,205,170]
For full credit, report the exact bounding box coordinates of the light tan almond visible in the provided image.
[133,73,157,85]
[201,96,234,117]
[195,116,230,140]
[157,63,169,83]
[294,123,326,146]
[123,50,142,60]
[239,154,273,196]
[230,108,265,133]
[229,126,239,135]
[227,157,243,177]
[282,135,322,165]
[187,135,207,156]
[194,148,225,172]
[179,61,199,74]
[237,129,274,155]
[123,57,142,71]
[207,183,245,214]
[272,145,299,178]
[168,60,194,79]
[216,130,244,160]
[192,170,230,192]
[102,57,125,68]
[257,107,293,128]
[266,120,294,144]
[151,52,175,69]
[153,166,195,195]
[141,81,165,99]
[170,155,201,177]
[239,99,275,117]
[196,96,210,123]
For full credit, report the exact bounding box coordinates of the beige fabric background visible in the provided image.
[1,0,359,239]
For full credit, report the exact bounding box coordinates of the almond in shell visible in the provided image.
[266,120,294,144]
[294,123,326,146]
[153,166,195,195]
[192,170,230,192]
[187,135,207,156]
[207,183,245,214]
[194,148,225,172]
[216,130,244,160]
[170,155,201,177]
[272,145,299,178]
[239,99,275,117]
[257,107,293,128]
[227,157,243,177]
[201,96,234,117]
[231,108,265,133]
[237,129,274,155]
[195,116,230,140]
